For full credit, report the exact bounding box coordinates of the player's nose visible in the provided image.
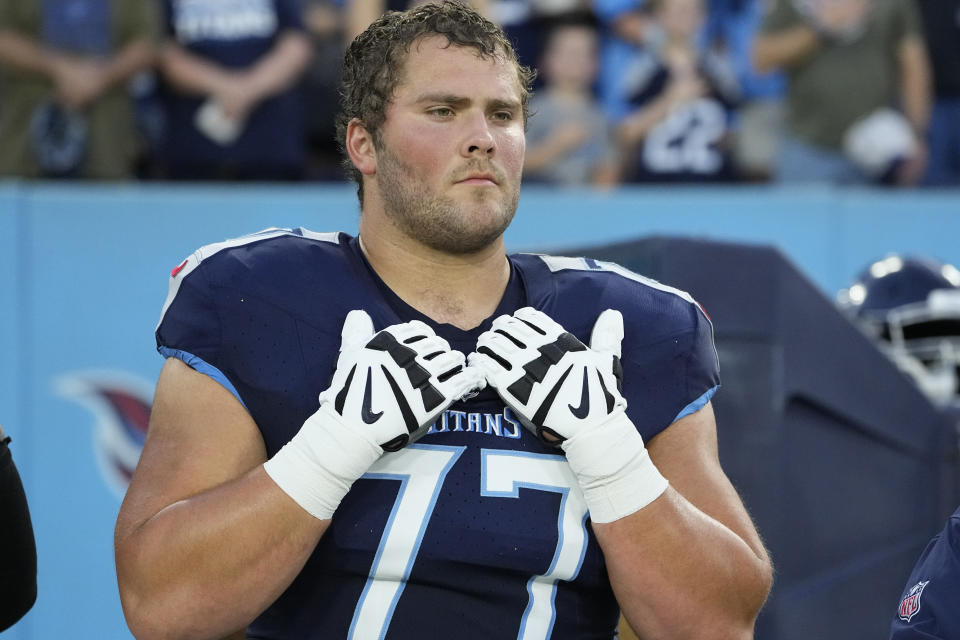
[460,111,495,157]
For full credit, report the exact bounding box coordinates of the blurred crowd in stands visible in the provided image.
[0,0,957,187]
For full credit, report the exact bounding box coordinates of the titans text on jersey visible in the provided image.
[155,228,720,639]
[426,408,523,439]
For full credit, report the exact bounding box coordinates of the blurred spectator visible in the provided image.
[594,0,656,121]
[487,0,593,72]
[0,424,37,632]
[705,0,786,181]
[616,0,741,183]
[753,0,932,187]
[158,0,312,181]
[0,0,158,179]
[523,16,619,186]
[303,0,346,180]
[917,0,960,187]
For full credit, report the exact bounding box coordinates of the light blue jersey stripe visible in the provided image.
[673,385,718,423]
[159,347,247,409]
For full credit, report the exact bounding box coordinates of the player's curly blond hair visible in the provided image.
[336,1,536,205]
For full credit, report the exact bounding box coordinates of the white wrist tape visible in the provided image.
[263,406,382,520]
[561,413,668,523]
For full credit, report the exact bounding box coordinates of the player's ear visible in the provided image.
[346,118,377,176]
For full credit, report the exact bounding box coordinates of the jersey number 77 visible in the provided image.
[348,444,590,640]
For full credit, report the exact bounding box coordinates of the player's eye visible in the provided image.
[491,111,514,122]
[428,107,455,118]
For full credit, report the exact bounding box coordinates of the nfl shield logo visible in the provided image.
[898,580,930,623]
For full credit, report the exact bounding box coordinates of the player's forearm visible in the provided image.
[0,30,59,78]
[241,31,312,103]
[100,39,156,91]
[618,96,672,144]
[898,36,932,136]
[594,488,772,640]
[158,41,233,96]
[751,25,819,72]
[115,466,328,640]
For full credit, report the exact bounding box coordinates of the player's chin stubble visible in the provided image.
[377,148,519,255]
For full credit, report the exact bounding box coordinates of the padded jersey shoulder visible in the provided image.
[514,252,714,347]
[513,253,720,435]
[157,227,348,331]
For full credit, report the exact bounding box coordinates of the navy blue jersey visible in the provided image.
[155,228,720,639]
[623,50,740,183]
[889,506,960,639]
[159,0,306,173]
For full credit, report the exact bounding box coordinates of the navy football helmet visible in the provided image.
[838,255,960,406]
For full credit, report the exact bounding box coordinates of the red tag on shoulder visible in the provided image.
[171,259,189,278]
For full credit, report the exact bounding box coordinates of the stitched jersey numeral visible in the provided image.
[349,445,589,640]
[481,450,590,639]
[348,444,466,639]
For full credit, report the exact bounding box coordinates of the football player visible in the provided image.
[838,256,960,638]
[889,506,960,639]
[114,3,772,638]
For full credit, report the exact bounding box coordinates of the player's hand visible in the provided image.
[470,307,668,522]
[469,307,626,446]
[265,310,484,520]
[318,310,485,451]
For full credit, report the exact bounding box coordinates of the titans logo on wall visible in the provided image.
[56,372,153,497]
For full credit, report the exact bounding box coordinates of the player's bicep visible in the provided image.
[117,357,266,536]
[646,402,766,558]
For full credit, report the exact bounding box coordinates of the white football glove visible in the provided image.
[265,310,485,519]
[469,307,667,522]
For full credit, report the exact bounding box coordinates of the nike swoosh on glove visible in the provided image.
[469,306,625,445]
[319,310,485,451]
[265,310,485,519]
[469,307,667,523]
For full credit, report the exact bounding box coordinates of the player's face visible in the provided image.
[373,36,526,254]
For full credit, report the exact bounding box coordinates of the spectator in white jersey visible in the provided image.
[616,0,741,183]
